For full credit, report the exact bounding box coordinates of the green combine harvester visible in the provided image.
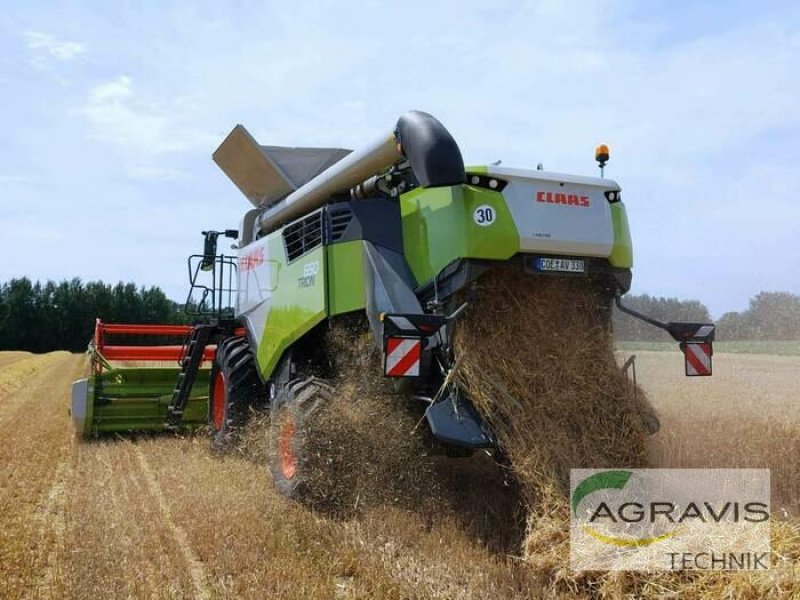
[72,111,715,498]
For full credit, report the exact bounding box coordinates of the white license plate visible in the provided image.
[534,257,585,273]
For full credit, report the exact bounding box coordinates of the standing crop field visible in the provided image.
[0,350,798,598]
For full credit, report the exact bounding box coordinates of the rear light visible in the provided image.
[466,174,508,191]
[381,313,445,378]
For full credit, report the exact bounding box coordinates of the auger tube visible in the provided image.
[255,110,465,234]
[255,133,399,233]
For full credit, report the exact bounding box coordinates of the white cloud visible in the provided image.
[81,75,214,154]
[24,31,85,60]
[90,75,132,102]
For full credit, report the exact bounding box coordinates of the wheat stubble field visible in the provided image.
[0,350,798,599]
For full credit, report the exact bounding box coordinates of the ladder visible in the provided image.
[165,325,216,429]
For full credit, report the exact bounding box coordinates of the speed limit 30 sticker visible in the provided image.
[473,205,496,226]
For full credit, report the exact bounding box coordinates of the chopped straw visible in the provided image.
[454,267,800,597]
[454,268,652,499]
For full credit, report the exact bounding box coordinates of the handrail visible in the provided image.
[184,254,237,319]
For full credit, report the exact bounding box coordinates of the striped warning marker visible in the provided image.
[683,342,712,376]
[385,337,422,377]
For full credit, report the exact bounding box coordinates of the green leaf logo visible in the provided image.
[572,470,632,515]
[572,470,680,547]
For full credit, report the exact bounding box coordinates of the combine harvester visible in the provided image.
[72,111,715,497]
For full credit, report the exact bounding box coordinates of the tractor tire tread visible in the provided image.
[210,335,261,447]
[268,376,333,499]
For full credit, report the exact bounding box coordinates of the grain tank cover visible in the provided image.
[213,124,351,208]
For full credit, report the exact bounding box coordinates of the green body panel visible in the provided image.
[327,240,366,315]
[87,367,209,436]
[400,185,520,286]
[255,238,327,379]
[609,202,633,268]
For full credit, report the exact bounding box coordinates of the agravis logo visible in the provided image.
[570,469,771,571]
[572,470,681,547]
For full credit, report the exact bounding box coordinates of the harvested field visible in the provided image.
[0,351,32,370]
[635,350,800,516]
[0,349,798,598]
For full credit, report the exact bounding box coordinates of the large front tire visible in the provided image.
[209,336,260,447]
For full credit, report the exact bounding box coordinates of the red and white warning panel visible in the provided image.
[682,342,713,377]
[384,337,422,377]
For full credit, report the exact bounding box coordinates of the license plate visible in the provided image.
[534,257,585,273]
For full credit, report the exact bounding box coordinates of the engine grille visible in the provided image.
[282,210,323,262]
[326,204,354,242]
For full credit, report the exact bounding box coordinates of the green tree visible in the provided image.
[0,278,36,350]
[0,278,187,352]
[717,292,800,340]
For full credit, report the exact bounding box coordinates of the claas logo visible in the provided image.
[239,247,264,271]
[537,191,590,207]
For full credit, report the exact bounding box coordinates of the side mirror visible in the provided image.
[201,231,219,272]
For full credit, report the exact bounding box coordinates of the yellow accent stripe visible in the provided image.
[581,525,681,547]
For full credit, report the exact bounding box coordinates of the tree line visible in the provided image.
[1,277,798,352]
[716,292,800,340]
[0,278,187,353]
[614,291,800,341]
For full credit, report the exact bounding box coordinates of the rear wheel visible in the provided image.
[265,318,433,513]
[209,336,261,447]
[268,377,333,499]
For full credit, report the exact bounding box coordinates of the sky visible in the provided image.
[0,0,798,318]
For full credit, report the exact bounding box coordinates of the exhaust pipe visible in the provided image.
[253,110,465,234]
